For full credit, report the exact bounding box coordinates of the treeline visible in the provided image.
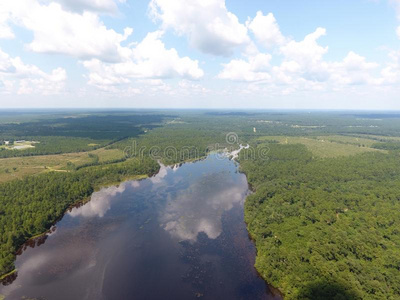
[0,137,110,158]
[239,144,400,299]
[71,154,127,171]
[371,142,400,151]
[0,113,170,158]
[111,126,230,165]
[0,157,159,276]
[0,114,166,140]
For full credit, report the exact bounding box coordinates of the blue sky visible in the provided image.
[0,0,400,109]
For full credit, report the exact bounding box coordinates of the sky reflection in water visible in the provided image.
[0,154,277,300]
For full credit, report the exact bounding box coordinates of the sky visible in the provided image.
[0,0,400,109]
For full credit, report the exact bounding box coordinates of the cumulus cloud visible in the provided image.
[0,6,14,39]
[219,23,328,83]
[0,47,67,95]
[330,51,380,85]
[55,0,126,14]
[0,25,13,39]
[83,31,204,90]
[218,53,272,82]
[178,79,209,95]
[149,0,249,56]
[1,0,399,103]
[4,0,132,62]
[247,11,286,48]
[1,0,204,97]
[219,12,384,95]
[281,28,328,67]
[381,50,400,84]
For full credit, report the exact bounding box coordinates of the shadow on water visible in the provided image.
[0,272,18,287]
[297,279,361,300]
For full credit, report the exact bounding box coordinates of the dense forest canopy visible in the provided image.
[240,144,400,299]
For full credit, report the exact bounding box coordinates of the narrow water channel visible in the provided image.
[0,154,281,300]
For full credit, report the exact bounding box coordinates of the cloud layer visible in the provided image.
[0,0,400,106]
[218,16,398,94]
[0,47,66,95]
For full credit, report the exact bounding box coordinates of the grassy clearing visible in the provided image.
[0,148,125,183]
[92,148,125,163]
[257,136,384,158]
[316,135,377,147]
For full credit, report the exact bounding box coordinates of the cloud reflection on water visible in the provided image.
[150,163,168,184]
[69,183,129,218]
[160,172,247,242]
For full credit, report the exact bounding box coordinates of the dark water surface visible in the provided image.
[1,154,280,300]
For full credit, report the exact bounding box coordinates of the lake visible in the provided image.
[0,154,281,300]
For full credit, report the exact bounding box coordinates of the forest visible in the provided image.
[239,143,400,299]
[0,113,168,158]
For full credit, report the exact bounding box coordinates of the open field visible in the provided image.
[257,135,385,158]
[0,147,125,183]
[315,135,377,147]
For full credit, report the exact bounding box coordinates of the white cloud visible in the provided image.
[178,79,208,94]
[1,0,399,105]
[330,51,380,85]
[149,0,249,56]
[0,47,67,95]
[2,0,204,96]
[381,50,400,84]
[219,17,383,94]
[55,0,126,14]
[219,26,329,83]
[0,1,14,39]
[4,0,132,62]
[0,10,14,39]
[83,31,203,92]
[247,12,286,48]
[0,25,13,39]
[218,53,272,82]
[280,27,328,67]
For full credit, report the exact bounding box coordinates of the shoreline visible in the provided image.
[0,155,203,281]
[237,153,284,299]
[0,269,17,281]
[0,171,156,281]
